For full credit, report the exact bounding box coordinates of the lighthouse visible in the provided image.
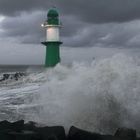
[41,8,62,67]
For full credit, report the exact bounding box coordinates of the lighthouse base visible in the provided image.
[41,41,62,67]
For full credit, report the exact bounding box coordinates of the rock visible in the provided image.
[0,120,138,140]
[8,130,41,140]
[114,127,136,139]
[0,72,26,82]
[0,120,24,132]
[68,126,102,140]
[35,126,66,140]
[24,121,37,131]
[0,120,11,131]
[0,120,24,140]
[100,135,126,140]
[68,126,129,140]
[0,74,10,81]
[11,120,24,132]
[0,133,11,140]
[3,74,10,80]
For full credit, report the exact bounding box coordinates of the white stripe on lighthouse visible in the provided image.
[46,26,60,41]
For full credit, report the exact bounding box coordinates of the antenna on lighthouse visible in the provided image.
[52,5,56,8]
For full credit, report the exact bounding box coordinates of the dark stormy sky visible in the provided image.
[0,0,140,64]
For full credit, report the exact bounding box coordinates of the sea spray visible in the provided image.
[24,53,140,134]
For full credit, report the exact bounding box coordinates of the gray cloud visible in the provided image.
[0,0,140,48]
[56,0,140,23]
[1,0,140,23]
[0,0,50,16]
[1,11,140,48]
[63,20,140,48]
[1,11,44,44]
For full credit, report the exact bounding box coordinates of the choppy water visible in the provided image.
[0,53,140,135]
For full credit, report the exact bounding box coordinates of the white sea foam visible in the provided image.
[22,53,140,134]
[0,53,140,134]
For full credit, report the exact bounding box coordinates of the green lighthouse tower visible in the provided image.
[41,8,62,67]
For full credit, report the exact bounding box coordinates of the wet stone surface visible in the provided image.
[0,120,139,140]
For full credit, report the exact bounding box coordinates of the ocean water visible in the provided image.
[0,53,140,135]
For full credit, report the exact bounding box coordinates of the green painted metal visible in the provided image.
[47,8,59,25]
[47,17,59,25]
[41,42,62,67]
[47,9,59,17]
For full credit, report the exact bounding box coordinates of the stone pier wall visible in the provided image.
[0,120,139,140]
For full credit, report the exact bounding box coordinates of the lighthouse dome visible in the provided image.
[47,8,59,18]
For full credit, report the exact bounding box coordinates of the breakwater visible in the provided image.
[0,120,138,140]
